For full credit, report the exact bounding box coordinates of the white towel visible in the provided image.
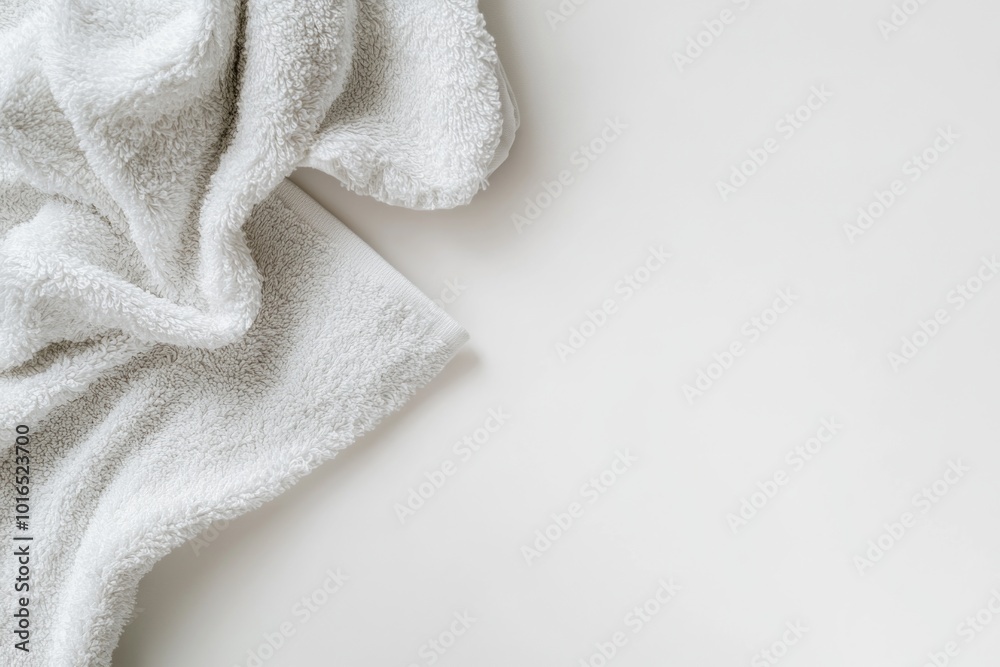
[0,0,508,423]
[0,0,515,663]
[4,180,470,665]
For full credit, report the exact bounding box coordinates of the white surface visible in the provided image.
[115,1,1000,665]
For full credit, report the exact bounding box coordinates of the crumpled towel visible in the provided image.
[0,0,516,664]
[0,0,509,425]
[3,179,473,666]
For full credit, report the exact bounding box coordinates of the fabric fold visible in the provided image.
[0,0,509,416]
[1,180,470,665]
[0,0,517,664]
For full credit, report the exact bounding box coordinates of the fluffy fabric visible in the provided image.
[0,0,507,424]
[0,0,515,663]
[2,180,470,665]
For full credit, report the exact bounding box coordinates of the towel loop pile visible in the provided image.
[0,0,516,664]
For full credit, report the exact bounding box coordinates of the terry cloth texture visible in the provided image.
[2,180,469,665]
[0,0,509,424]
[0,0,516,664]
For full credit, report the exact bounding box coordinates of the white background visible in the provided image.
[116,1,1000,665]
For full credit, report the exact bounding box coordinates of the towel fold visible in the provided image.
[2,180,469,665]
[0,0,509,425]
[0,0,516,664]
